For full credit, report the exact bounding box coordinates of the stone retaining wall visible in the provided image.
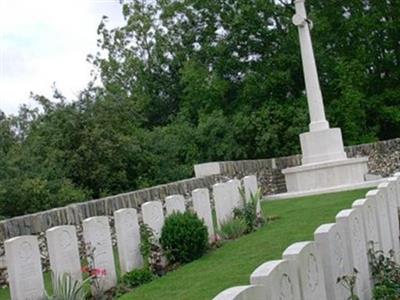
[212,138,400,195]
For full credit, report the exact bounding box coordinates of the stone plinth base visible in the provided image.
[265,178,385,201]
[282,157,368,193]
[300,128,347,165]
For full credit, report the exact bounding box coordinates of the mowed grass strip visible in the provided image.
[119,188,370,300]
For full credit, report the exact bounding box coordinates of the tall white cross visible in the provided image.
[292,0,329,132]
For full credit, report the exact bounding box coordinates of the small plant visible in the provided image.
[234,187,265,233]
[121,268,155,288]
[140,223,165,275]
[160,211,208,264]
[82,243,108,299]
[45,273,87,300]
[216,217,247,240]
[337,268,359,300]
[368,242,400,299]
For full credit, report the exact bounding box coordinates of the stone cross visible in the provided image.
[292,0,329,132]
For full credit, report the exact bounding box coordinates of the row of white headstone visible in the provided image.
[4,175,258,300]
[213,173,400,300]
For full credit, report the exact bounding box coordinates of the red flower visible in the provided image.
[91,268,107,277]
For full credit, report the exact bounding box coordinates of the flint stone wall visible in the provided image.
[211,138,400,195]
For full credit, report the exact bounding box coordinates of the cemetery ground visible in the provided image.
[0,188,370,300]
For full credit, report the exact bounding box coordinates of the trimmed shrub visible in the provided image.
[121,268,155,288]
[160,211,208,264]
[216,218,247,240]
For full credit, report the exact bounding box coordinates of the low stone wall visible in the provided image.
[0,175,224,242]
[0,172,230,287]
[0,175,254,290]
[206,138,400,195]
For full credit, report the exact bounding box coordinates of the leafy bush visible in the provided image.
[368,243,400,299]
[216,218,247,240]
[160,212,208,264]
[337,268,359,300]
[139,224,164,275]
[121,268,155,288]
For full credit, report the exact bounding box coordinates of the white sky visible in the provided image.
[0,0,125,116]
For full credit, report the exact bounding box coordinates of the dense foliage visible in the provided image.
[121,268,155,289]
[160,212,208,263]
[368,245,400,299]
[0,0,399,217]
[216,218,247,240]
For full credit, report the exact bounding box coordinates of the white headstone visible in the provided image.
[393,173,400,207]
[380,180,400,261]
[82,216,117,293]
[367,189,393,255]
[165,195,186,216]
[352,198,380,250]
[5,236,45,300]
[114,208,143,274]
[250,259,301,300]
[336,209,371,300]
[243,175,261,215]
[141,201,165,239]
[227,179,242,208]
[46,225,82,283]
[213,285,265,300]
[314,223,350,300]
[243,175,258,201]
[213,182,234,228]
[282,241,327,300]
[192,188,215,241]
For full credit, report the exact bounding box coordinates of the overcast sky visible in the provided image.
[0,0,125,115]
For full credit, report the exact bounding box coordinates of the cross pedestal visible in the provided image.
[282,0,369,193]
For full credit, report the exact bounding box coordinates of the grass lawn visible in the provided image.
[119,188,370,300]
[0,188,370,300]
